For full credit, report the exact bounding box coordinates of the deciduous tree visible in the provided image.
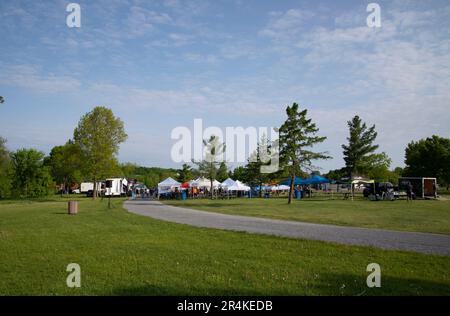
[73,106,127,199]
[11,148,53,198]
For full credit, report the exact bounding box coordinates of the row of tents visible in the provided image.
[158,177,251,196]
[157,174,333,197]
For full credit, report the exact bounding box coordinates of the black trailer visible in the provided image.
[398,177,437,199]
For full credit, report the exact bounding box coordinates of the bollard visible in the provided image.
[68,201,78,215]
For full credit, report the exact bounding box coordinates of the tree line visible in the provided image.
[180,103,449,203]
[0,102,449,200]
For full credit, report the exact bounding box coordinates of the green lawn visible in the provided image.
[0,197,449,295]
[164,198,450,235]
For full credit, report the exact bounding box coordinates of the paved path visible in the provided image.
[124,200,450,256]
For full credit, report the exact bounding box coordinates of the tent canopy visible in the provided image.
[227,180,250,191]
[221,178,236,188]
[271,185,290,191]
[158,177,181,195]
[158,177,181,187]
[190,177,220,188]
[279,176,307,186]
[351,179,375,184]
[305,175,330,185]
[280,175,330,186]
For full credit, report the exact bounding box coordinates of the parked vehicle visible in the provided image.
[363,182,396,201]
[81,182,104,197]
[104,178,129,197]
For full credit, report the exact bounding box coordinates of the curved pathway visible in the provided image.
[124,199,450,256]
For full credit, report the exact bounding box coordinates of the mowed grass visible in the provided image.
[165,197,450,235]
[0,197,449,295]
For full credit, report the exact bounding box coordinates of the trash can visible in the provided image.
[181,191,187,201]
[68,201,78,215]
[295,189,301,200]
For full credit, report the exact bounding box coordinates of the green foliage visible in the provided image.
[11,148,53,198]
[230,166,247,182]
[74,106,127,197]
[0,137,12,198]
[44,141,83,192]
[244,135,274,195]
[404,135,450,187]
[278,103,329,203]
[342,115,379,178]
[216,162,228,182]
[361,152,392,181]
[325,167,348,181]
[120,163,178,188]
[177,163,193,183]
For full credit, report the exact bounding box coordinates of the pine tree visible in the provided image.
[279,103,329,204]
[342,115,379,179]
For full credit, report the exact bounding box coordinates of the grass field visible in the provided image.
[0,196,449,295]
[164,197,450,235]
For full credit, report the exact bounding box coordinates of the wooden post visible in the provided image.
[68,201,78,215]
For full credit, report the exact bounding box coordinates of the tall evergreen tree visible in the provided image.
[177,163,193,183]
[342,115,379,179]
[279,103,329,204]
[245,135,273,197]
[74,106,128,199]
[216,162,228,182]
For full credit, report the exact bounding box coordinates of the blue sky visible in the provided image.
[1,0,449,172]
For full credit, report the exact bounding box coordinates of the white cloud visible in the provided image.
[0,65,81,93]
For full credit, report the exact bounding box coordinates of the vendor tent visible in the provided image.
[191,177,211,188]
[157,177,181,197]
[228,180,251,191]
[221,178,236,188]
[280,176,307,186]
[271,185,290,191]
[190,177,221,189]
[304,175,330,185]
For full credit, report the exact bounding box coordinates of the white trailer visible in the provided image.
[104,178,128,197]
[80,182,104,195]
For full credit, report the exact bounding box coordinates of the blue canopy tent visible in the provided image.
[305,175,330,185]
[280,175,331,198]
[280,176,308,186]
[280,175,330,186]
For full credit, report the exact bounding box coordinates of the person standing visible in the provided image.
[406,181,414,202]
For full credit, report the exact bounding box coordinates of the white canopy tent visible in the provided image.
[190,177,221,189]
[221,178,236,188]
[271,185,290,191]
[227,180,251,192]
[157,177,181,198]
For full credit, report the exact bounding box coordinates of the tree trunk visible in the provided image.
[93,176,97,200]
[210,177,214,199]
[259,179,263,198]
[288,174,295,204]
